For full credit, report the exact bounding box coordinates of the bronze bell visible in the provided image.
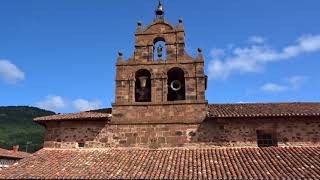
[136,76,151,102]
[157,45,163,58]
[138,76,148,88]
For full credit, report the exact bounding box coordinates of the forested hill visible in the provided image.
[0,106,55,153]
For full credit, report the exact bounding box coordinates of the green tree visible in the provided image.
[0,106,55,153]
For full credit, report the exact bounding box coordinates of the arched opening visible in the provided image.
[167,67,185,101]
[154,37,166,60]
[135,69,151,102]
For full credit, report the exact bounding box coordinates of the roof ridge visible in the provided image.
[41,146,320,151]
[209,102,320,105]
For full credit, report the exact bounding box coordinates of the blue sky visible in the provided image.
[1,0,320,113]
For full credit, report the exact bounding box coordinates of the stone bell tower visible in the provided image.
[112,1,207,124]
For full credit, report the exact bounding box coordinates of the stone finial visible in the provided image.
[177,17,184,31]
[196,48,204,62]
[136,21,142,33]
[117,51,125,64]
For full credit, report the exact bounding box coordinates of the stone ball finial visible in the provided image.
[118,51,123,57]
[198,48,202,53]
[137,21,142,26]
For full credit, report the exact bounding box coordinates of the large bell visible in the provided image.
[136,76,151,102]
[138,76,148,88]
[170,80,182,91]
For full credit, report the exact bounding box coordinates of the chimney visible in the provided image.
[12,145,19,152]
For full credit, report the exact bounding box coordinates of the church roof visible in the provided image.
[33,103,320,122]
[34,108,112,122]
[1,147,319,179]
[0,148,30,159]
[209,102,320,118]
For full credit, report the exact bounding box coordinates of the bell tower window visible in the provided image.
[135,69,152,102]
[154,37,166,60]
[167,67,185,101]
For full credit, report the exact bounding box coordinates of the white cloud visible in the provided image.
[35,95,68,111]
[208,34,320,79]
[35,96,103,112]
[236,101,251,104]
[248,36,265,44]
[0,59,25,84]
[287,75,307,89]
[210,48,225,57]
[261,75,307,93]
[261,83,288,93]
[72,99,102,111]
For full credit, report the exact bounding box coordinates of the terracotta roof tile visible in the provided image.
[34,108,112,121]
[34,103,320,122]
[0,148,30,159]
[209,102,320,118]
[0,147,319,179]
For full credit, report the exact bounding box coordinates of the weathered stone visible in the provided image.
[39,10,320,151]
[42,116,320,148]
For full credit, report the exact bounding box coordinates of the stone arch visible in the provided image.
[153,37,166,60]
[153,37,166,44]
[167,67,186,101]
[165,66,188,77]
[143,21,176,33]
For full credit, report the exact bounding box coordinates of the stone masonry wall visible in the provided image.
[43,121,199,149]
[134,19,186,63]
[43,116,320,149]
[113,17,207,127]
[197,116,320,147]
[115,61,206,104]
[112,102,207,124]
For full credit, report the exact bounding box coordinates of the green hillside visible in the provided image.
[0,106,55,153]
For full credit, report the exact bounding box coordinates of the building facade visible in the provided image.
[31,2,320,150]
[0,146,30,170]
[1,2,320,179]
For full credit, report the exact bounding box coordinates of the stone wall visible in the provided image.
[115,59,206,104]
[133,19,185,63]
[43,116,320,149]
[113,17,207,127]
[43,121,199,149]
[112,101,207,124]
[197,116,320,147]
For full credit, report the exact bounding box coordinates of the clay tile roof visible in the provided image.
[34,108,112,122]
[1,147,320,179]
[209,102,320,118]
[0,148,30,159]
